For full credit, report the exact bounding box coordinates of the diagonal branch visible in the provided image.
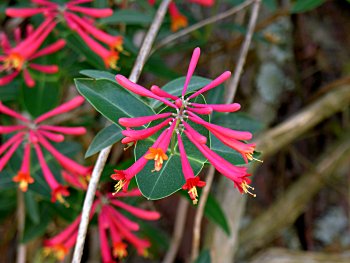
[239,136,350,255]
[71,1,172,262]
[151,0,255,54]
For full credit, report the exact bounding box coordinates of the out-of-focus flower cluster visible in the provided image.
[44,188,160,263]
[149,0,215,32]
[0,96,89,203]
[112,47,257,204]
[1,0,124,87]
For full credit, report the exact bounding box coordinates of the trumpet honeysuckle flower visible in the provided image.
[111,127,172,193]
[44,189,160,262]
[6,0,113,19]
[112,47,257,202]
[168,2,188,32]
[5,0,123,69]
[0,96,89,203]
[149,0,215,32]
[0,18,65,87]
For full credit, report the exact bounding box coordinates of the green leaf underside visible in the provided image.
[135,95,209,200]
[75,78,155,126]
[150,76,212,109]
[85,124,123,158]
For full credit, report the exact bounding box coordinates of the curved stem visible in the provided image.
[71,1,172,262]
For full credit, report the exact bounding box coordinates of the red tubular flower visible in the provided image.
[0,97,88,202]
[111,128,170,193]
[0,19,65,87]
[149,1,215,31]
[12,143,34,192]
[44,190,160,262]
[168,2,188,32]
[177,133,206,204]
[6,0,112,19]
[114,47,257,201]
[189,0,215,6]
[6,1,123,67]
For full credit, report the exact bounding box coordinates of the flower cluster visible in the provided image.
[5,0,123,69]
[0,96,89,203]
[148,0,215,32]
[0,18,65,87]
[44,189,160,262]
[112,47,256,204]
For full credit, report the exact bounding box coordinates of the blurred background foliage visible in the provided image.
[1,0,350,262]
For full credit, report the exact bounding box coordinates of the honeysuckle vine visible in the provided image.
[112,47,257,204]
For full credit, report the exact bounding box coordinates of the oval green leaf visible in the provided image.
[85,124,123,158]
[75,78,155,125]
[135,95,209,200]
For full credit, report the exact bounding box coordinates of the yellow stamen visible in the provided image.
[56,193,70,207]
[113,242,128,259]
[19,181,29,192]
[188,186,199,205]
[241,181,256,197]
[145,148,168,172]
[3,52,25,71]
[113,179,127,194]
[123,142,134,151]
[246,153,263,163]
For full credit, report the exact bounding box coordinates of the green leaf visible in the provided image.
[79,70,116,83]
[75,78,155,125]
[135,95,209,200]
[85,124,123,158]
[212,112,264,135]
[195,249,211,263]
[205,193,230,235]
[24,191,40,224]
[291,0,326,13]
[100,9,154,25]
[22,203,52,243]
[20,73,61,118]
[0,84,19,102]
[0,190,16,223]
[150,76,212,109]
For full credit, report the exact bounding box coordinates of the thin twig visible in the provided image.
[226,0,262,103]
[190,1,262,261]
[151,0,255,55]
[71,1,172,262]
[16,190,26,263]
[162,198,189,263]
[191,165,216,262]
